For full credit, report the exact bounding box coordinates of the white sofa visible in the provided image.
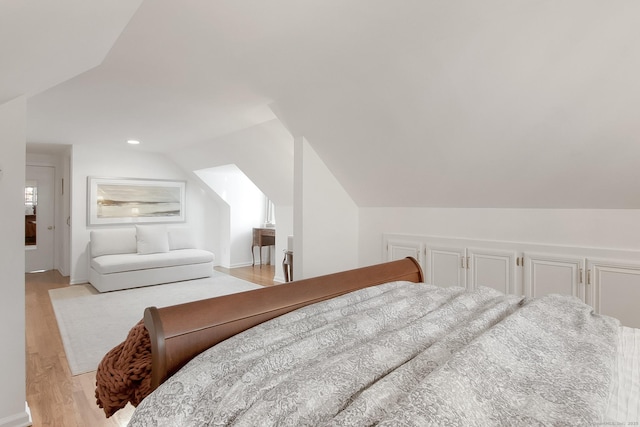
[88,225,215,292]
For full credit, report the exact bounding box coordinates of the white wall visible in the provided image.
[294,137,358,279]
[274,205,293,282]
[0,97,31,427]
[359,208,640,266]
[196,165,266,268]
[70,145,221,284]
[61,147,72,276]
[169,119,294,206]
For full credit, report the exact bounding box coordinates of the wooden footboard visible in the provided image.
[144,257,423,390]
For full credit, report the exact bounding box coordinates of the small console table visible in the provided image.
[252,227,275,266]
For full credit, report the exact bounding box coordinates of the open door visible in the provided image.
[25,165,55,272]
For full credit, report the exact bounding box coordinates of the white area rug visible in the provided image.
[49,271,262,376]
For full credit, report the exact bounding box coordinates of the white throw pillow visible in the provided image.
[90,228,137,257]
[136,225,170,254]
[168,227,196,250]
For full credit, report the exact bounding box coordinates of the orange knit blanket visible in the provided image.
[95,319,152,417]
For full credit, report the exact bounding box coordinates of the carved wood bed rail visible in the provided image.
[143,257,423,390]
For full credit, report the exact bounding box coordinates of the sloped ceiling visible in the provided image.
[0,0,142,104]
[16,0,640,208]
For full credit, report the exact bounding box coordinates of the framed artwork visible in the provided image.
[87,177,186,225]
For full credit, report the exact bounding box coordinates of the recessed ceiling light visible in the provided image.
[127,139,140,145]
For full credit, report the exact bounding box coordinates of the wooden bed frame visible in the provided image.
[143,257,423,390]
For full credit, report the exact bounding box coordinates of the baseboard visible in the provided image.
[272,273,287,284]
[229,261,253,268]
[0,402,32,427]
[229,261,275,268]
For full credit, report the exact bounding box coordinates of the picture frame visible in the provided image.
[87,177,186,225]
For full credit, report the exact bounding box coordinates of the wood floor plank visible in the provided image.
[215,264,276,286]
[25,266,274,426]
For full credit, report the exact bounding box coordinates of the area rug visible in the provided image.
[49,271,262,376]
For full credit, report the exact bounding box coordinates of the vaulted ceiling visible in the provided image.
[6,1,640,208]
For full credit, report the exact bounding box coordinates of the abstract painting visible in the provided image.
[87,177,186,225]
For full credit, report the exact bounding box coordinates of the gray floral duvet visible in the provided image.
[128,281,619,426]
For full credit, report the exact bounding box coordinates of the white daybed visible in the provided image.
[88,225,214,292]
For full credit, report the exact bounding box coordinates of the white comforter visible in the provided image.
[129,281,620,426]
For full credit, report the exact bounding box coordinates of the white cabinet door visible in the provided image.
[427,246,467,288]
[524,253,585,300]
[468,248,518,294]
[386,239,424,266]
[589,260,640,328]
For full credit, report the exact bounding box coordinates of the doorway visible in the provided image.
[25,165,55,272]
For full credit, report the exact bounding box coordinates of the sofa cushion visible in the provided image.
[91,249,214,274]
[168,227,196,250]
[90,229,137,258]
[136,225,170,255]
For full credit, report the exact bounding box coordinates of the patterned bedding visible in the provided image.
[128,281,620,426]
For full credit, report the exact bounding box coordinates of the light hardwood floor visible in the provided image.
[25,265,275,427]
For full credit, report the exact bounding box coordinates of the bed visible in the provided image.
[95,257,639,425]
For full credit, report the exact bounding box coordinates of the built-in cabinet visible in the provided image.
[589,260,640,328]
[428,246,518,295]
[524,253,584,300]
[387,238,519,294]
[387,239,424,267]
[384,234,640,328]
[524,255,640,328]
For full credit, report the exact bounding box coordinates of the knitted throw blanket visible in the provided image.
[95,319,153,417]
